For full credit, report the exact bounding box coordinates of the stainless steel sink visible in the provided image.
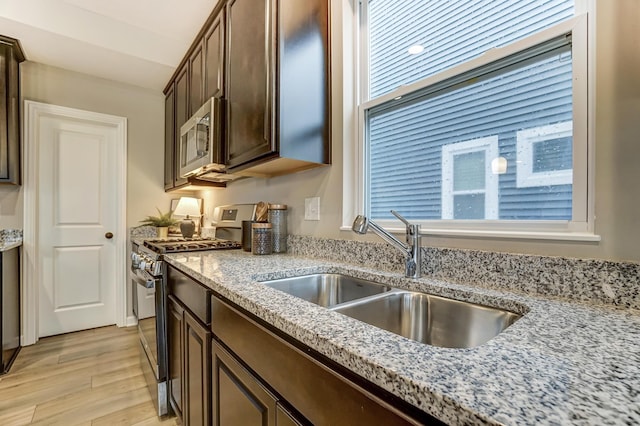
[261,273,392,308]
[333,291,521,348]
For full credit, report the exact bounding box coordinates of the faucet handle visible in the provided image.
[390,210,411,227]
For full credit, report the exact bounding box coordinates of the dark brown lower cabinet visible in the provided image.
[212,340,277,425]
[211,295,442,426]
[168,293,212,426]
[184,310,211,426]
[167,262,442,425]
[276,404,303,426]
[0,245,20,374]
[167,295,184,418]
[167,264,214,426]
[212,340,303,426]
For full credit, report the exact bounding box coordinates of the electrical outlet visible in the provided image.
[304,197,320,221]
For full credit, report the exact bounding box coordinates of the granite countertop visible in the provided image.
[164,250,640,425]
[0,229,22,252]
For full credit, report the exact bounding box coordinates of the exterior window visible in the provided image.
[516,121,573,188]
[441,137,499,220]
[353,0,592,236]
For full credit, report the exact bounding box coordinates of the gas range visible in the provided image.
[133,237,241,277]
[131,204,253,418]
[143,237,241,254]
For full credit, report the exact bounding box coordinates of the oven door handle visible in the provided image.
[132,269,159,289]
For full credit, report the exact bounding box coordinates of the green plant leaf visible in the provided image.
[139,208,179,227]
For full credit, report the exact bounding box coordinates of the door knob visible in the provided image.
[105,232,114,239]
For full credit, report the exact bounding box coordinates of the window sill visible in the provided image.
[339,226,601,242]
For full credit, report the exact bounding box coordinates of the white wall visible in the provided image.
[0,185,22,229]
[200,0,640,263]
[0,61,188,230]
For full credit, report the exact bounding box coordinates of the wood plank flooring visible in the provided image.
[0,326,178,426]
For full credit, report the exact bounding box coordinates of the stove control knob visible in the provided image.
[131,253,141,267]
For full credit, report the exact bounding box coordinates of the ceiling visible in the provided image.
[0,0,220,91]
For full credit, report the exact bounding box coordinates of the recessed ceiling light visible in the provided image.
[407,44,424,55]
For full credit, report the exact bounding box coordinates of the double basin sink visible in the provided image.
[262,273,521,349]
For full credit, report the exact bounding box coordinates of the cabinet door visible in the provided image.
[212,340,276,426]
[174,64,189,187]
[276,403,304,426]
[168,295,185,418]
[184,310,211,426]
[189,41,205,115]
[204,11,225,100]
[164,86,175,190]
[1,247,21,373]
[225,0,276,169]
[0,42,20,185]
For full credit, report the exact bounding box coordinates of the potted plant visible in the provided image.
[140,208,179,239]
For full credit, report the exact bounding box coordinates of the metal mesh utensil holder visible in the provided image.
[268,204,288,253]
[252,223,272,255]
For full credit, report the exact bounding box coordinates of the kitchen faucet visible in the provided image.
[352,210,422,279]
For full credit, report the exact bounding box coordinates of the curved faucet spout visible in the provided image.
[352,215,369,235]
[351,212,421,278]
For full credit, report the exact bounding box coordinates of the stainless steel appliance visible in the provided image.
[179,97,241,183]
[131,236,242,416]
[131,204,255,417]
[211,203,257,241]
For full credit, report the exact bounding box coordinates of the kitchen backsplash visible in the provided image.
[130,225,159,239]
[288,235,640,310]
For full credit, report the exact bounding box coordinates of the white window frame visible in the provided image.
[516,121,573,188]
[442,137,499,220]
[342,2,599,242]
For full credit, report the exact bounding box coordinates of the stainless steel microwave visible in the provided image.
[179,97,224,178]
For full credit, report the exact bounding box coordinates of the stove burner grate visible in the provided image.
[143,238,241,253]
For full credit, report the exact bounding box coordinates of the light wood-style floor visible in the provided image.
[0,325,178,426]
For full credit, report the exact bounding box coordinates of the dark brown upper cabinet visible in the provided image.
[224,0,276,170]
[163,0,330,188]
[189,41,205,116]
[0,36,25,185]
[164,86,176,190]
[173,63,190,188]
[225,0,331,177]
[163,4,227,192]
[204,10,225,100]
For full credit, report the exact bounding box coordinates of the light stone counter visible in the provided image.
[0,229,22,252]
[164,249,640,425]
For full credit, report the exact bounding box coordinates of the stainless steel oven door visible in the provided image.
[132,266,169,416]
[132,269,161,377]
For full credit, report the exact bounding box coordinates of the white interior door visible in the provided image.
[36,110,121,337]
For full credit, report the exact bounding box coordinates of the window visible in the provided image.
[441,137,499,220]
[347,0,594,239]
[516,121,573,188]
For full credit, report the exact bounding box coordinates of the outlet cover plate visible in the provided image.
[304,197,320,221]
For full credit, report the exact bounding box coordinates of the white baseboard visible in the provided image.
[125,315,138,327]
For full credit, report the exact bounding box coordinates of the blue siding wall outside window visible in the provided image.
[365,0,576,222]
